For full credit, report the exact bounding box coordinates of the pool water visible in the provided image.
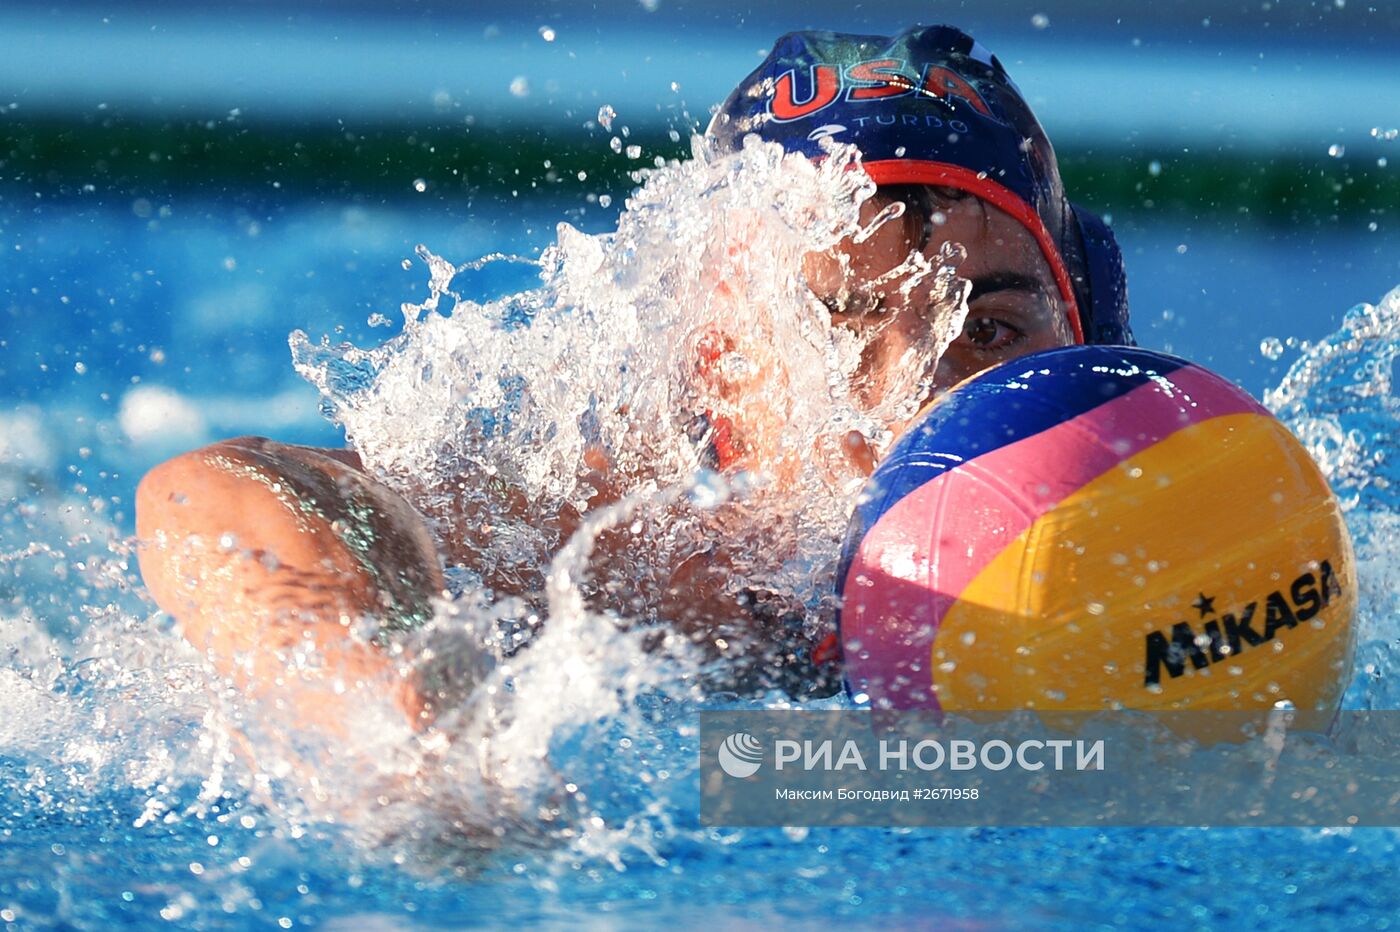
[3,155,1400,930]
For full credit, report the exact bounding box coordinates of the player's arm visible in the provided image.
[135,436,444,731]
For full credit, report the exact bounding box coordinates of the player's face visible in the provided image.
[803,189,1075,430]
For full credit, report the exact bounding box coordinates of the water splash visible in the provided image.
[273,135,972,859]
[291,135,966,671]
[1266,285,1400,707]
[1266,289,1400,515]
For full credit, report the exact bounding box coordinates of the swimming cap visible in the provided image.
[706,25,1134,347]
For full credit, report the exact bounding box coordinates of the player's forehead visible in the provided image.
[844,189,1052,281]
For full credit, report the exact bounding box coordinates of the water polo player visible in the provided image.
[707,26,1131,392]
[135,25,1133,729]
[689,26,1130,479]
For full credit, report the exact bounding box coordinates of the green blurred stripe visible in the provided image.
[2,116,1395,223]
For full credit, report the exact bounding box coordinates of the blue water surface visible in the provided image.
[2,188,1399,929]
[4,2,1400,921]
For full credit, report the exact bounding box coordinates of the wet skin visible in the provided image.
[805,189,1074,416]
[135,188,1078,732]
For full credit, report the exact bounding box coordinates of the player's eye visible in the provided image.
[960,316,1024,351]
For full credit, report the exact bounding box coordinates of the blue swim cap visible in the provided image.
[706,25,1133,346]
